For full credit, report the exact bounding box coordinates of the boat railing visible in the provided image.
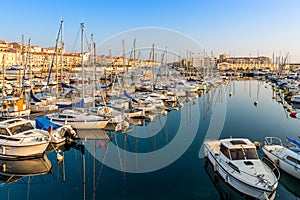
[227,158,280,189]
[264,137,283,146]
[261,156,280,185]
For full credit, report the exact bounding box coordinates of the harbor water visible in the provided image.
[1,80,300,200]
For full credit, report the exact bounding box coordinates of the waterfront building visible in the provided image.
[217,53,290,71]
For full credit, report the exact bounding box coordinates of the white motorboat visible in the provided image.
[0,97,31,119]
[88,106,129,132]
[45,109,109,130]
[0,118,50,158]
[35,117,78,144]
[204,138,279,200]
[262,137,300,179]
[174,80,198,93]
[290,94,300,103]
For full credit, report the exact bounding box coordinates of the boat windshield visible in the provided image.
[230,148,258,160]
[9,122,35,135]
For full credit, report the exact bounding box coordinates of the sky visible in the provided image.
[1,0,300,62]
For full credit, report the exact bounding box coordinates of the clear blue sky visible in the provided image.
[1,0,300,62]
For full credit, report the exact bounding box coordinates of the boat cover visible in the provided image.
[286,137,300,148]
[36,117,61,131]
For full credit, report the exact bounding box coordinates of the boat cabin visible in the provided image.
[0,118,35,136]
[220,139,258,160]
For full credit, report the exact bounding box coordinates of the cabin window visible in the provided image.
[243,148,258,159]
[230,148,258,160]
[286,156,300,165]
[9,122,34,135]
[59,115,75,119]
[220,144,230,159]
[230,149,245,160]
[0,128,9,136]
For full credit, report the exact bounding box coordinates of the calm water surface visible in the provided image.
[1,80,300,200]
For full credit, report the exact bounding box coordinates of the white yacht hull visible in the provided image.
[49,119,108,130]
[0,142,49,158]
[1,109,31,118]
[262,146,300,179]
[31,105,58,113]
[204,145,276,200]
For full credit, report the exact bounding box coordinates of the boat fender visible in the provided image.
[290,112,297,118]
[48,125,53,135]
[254,141,261,149]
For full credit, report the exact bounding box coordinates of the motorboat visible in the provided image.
[35,117,78,143]
[290,94,300,103]
[0,118,50,158]
[174,80,198,93]
[262,137,300,179]
[204,138,279,200]
[0,97,31,119]
[88,106,129,132]
[45,109,109,130]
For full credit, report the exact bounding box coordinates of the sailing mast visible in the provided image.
[91,33,95,107]
[60,20,64,85]
[55,33,59,99]
[46,21,62,93]
[81,23,85,100]
[152,44,155,83]
[2,54,6,98]
[165,46,168,81]
[20,35,25,96]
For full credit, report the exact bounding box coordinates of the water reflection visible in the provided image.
[0,154,52,184]
[279,170,300,198]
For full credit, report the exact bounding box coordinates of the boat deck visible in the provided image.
[205,140,221,155]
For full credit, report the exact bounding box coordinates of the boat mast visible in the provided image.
[60,20,64,85]
[165,46,168,81]
[122,39,126,88]
[91,33,95,107]
[133,39,136,88]
[2,54,6,99]
[20,35,25,96]
[81,23,85,99]
[29,38,32,81]
[152,44,155,83]
[55,33,59,99]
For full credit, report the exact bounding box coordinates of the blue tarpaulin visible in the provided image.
[36,117,61,131]
[286,137,300,148]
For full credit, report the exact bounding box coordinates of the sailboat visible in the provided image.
[46,23,109,130]
[0,53,31,119]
